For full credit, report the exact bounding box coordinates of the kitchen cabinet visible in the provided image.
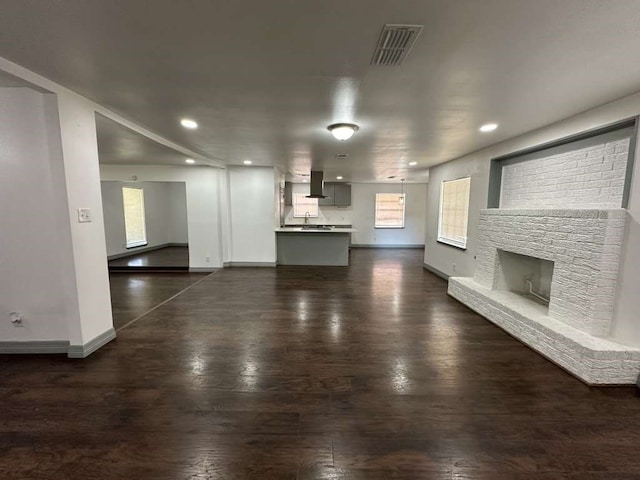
[333,183,351,207]
[318,183,334,206]
[318,183,351,207]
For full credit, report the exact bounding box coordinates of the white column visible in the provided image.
[56,91,115,352]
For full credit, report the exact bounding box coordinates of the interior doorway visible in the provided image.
[101,180,189,271]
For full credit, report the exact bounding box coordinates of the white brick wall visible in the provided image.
[500,138,630,209]
[474,209,626,336]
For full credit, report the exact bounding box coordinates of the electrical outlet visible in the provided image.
[205,255,210,262]
[452,263,457,273]
[77,208,92,223]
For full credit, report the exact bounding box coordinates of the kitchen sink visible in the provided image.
[301,225,333,230]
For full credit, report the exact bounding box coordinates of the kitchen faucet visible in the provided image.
[304,211,310,224]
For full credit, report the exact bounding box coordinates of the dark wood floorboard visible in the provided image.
[1,249,639,479]
[108,271,210,329]
[108,246,189,270]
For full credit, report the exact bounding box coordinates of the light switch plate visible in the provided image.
[77,208,92,223]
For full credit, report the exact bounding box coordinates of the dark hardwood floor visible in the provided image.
[1,249,639,479]
[109,271,210,330]
[108,246,189,271]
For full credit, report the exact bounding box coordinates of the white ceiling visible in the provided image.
[2,1,640,182]
[95,114,202,167]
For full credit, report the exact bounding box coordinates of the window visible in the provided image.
[438,177,471,249]
[293,193,319,218]
[375,193,405,228]
[122,187,147,248]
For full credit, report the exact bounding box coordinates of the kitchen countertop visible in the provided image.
[275,227,356,233]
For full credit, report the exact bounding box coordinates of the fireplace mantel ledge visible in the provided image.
[481,208,626,219]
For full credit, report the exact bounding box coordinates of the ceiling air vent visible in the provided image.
[371,24,423,66]
[336,154,349,160]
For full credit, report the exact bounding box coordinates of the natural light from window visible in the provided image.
[375,193,405,228]
[438,177,470,249]
[122,187,147,248]
[293,193,319,218]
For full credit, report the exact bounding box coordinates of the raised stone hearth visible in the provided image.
[449,208,640,385]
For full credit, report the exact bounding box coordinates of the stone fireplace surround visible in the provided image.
[448,208,640,384]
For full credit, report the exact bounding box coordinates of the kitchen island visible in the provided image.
[275,227,356,266]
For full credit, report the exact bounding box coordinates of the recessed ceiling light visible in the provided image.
[479,123,498,133]
[180,118,198,129]
[408,161,418,166]
[302,179,308,182]
[336,176,343,180]
[185,158,195,164]
[243,160,252,165]
[327,123,359,141]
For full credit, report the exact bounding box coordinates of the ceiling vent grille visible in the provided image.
[371,24,423,66]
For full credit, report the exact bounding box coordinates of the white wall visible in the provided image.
[284,183,353,226]
[284,182,427,246]
[351,183,427,246]
[167,182,188,244]
[228,167,277,264]
[424,91,640,347]
[101,181,188,257]
[0,88,79,341]
[56,91,114,345]
[100,165,225,269]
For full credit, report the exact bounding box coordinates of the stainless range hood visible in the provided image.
[306,170,327,199]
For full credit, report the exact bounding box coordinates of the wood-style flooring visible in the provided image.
[108,246,189,271]
[1,249,639,479]
[109,271,210,330]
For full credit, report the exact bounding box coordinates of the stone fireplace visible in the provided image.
[449,208,640,384]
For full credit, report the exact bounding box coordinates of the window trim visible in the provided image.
[374,193,406,229]
[122,186,148,249]
[437,177,470,250]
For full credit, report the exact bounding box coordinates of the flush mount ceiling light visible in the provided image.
[479,123,498,133]
[243,160,252,165]
[328,123,359,141]
[180,118,198,129]
[408,161,418,166]
[336,176,343,180]
[185,158,195,164]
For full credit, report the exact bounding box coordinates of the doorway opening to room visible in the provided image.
[101,180,190,272]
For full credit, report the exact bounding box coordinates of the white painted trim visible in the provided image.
[423,263,449,280]
[227,262,276,267]
[0,341,69,354]
[107,243,189,260]
[351,244,424,249]
[67,328,116,358]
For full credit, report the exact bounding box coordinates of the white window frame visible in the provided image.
[293,193,319,218]
[374,193,406,229]
[122,186,148,249]
[437,177,471,249]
